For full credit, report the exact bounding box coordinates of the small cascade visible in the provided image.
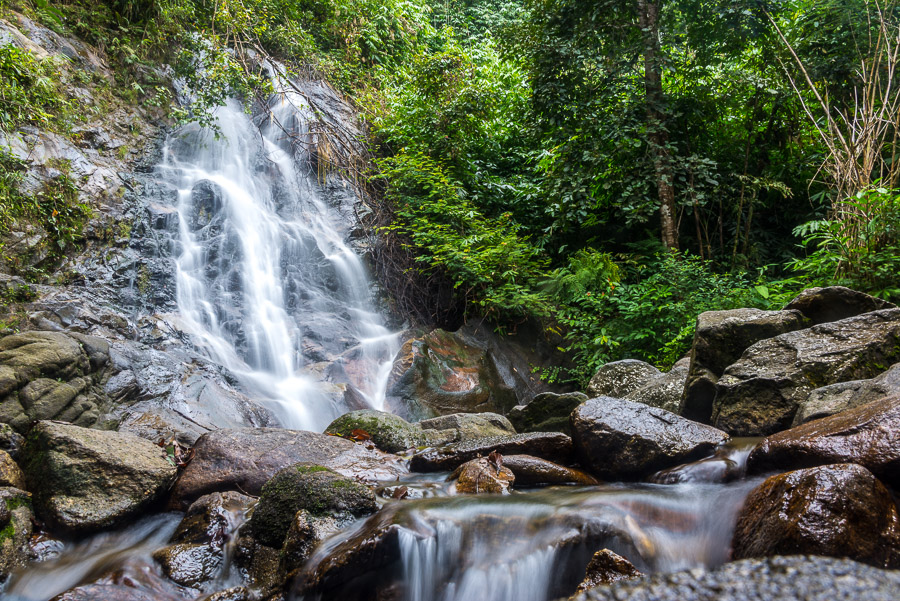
[295,478,763,601]
[160,78,398,431]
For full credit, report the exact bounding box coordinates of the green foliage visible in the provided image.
[792,187,900,301]
[550,251,792,385]
[0,149,90,259]
[0,44,72,133]
[379,150,550,321]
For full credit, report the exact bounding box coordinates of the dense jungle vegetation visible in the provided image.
[1,0,899,384]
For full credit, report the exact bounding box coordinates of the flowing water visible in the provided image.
[162,80,398,431]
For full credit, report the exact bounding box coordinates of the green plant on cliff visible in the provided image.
[0,43,73,133]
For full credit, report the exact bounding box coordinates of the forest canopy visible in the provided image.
[3,0,900,384]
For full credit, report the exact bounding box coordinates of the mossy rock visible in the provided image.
[325,409,422,453]
[250,463,376,548]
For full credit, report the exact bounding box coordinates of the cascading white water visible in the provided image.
[160,80,398,431]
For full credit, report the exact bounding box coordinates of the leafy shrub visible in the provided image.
[791,187,900,301]
[0,44,71,133]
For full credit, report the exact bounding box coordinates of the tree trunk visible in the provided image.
[637,0,678,251]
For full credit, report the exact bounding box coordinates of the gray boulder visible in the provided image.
[170,428,407,509]
[784,286,896,326]
[794,362,900,425]
[508,392,588,435]
[712,308,900,435]
[419,412,515,441]
[586,360,660,398]
[570,556,900,601]
[625,358,689,414]
[0,331,113,433]
[22,420,176,533]
[570,397,728,479]
[680,308,806,423]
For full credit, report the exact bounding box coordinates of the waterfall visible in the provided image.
[159,79,398,431]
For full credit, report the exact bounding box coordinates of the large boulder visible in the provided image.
[586,360,660,399]
[712,308,900,435]
[680,308,807,423]
[170,428,407,509]
[793,362,900,425]
[507,392,588,435]
[0,487,33,581]
[325,409,424,453]
[569,556,900,601]
[384,329,518,419]
[409,432,573,472]
[250,464,376,548]
[22,420,176,533]
[747,395,900,488]
[570,397,728,479]
[0,331,113,433]
[784,286,896,326]
[625,358,690,414]
[733,464,900,568]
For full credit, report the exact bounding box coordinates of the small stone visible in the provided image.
[575,549,643,593]
[450,456,515,494]
[0,451,25,489]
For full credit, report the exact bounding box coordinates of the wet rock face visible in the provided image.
[502,454,599,486]
[250,463,377,548]
[794,362,900,425]
[570,397,728,479]
[507,392,588,436]
[152,543,223,588]
[170,428,407,509]
[712,308,900,436]
[680,308,807,424]
[171,491,254,545]
[450,456,515,494]
[784,286,896,326]
[385,329,518,419]
[22,420,177,533]
[0,424,24,460]
[574,549,642,594]
[732,464,900,568]
[325,409,423,453]
[409,432,573,472]
[747,395,900,488]
[50,584,181,601]
[280,509,341,576]
[0,487,33,581]
[586,360,661,399]
[571,556,900,601]
[0,331,113,433]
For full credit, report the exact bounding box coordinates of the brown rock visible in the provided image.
[747,395,900,488]
[450,456,515,494]
[0,450,25,489]
[575,549,643,593]
[409,432,573,472]
[732,463,900,568]
[502,455,599,486]
[169,428,407,509]
[152,543,223,587]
